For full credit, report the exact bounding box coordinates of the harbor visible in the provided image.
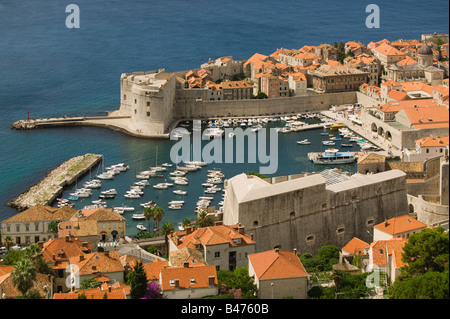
[7,154,103,211]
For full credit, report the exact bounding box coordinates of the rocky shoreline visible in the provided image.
[7,154,103,211]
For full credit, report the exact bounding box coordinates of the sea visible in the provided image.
[0,0,448,236]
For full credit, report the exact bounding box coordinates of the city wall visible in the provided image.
[174,90,357,119]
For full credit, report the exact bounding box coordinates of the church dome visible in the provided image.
[418,44,433,55]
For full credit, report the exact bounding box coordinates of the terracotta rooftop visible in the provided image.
[160,264,217,291]
[248,249,308,280]
[370,238,407,267]
[400,106,449,127]
[374,214,427,235]
[69,251,123,276]
[415,136,449,148]
[221,80,252,89]
[42,237,92,262]
[377,98,439,113]
[81,207,125,222]
[342,237,370,255]
[169,224,255,250]
[169,247,206,267]
[144,258,169,281]
[1,205,76,223]
[0,272,52,299]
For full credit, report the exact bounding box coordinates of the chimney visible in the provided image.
[65,235,70,242]
[384,219,389,227]
[275,247,280,253]
[214,221,223,226]
[174,280,179,289]
[208,276,216,287]
[238,226,245,234]
[105,250,109,257]
[250,234,254,241]
[293,248,298,256]
[183,262,189,268]
[108,286,111,293]
[92,265,96,271]
[79,255,84,262]
[186,226,193,234]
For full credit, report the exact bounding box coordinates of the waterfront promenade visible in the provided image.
[321,110,402,158]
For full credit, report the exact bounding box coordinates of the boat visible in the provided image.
[169,200,185,205]
[124,193,140,199]
[173,190,187,195]
[137,224,147,231]
[329,137,342,140]
[297,139,311,145]
[101,189,117,195]
[311,149,356,164]
[114,205,135,212]
[92,200,107,205]
[162,163,173,167]
[97,172,114,180]
[279,127,291,134]
[202,183,213,187]
[340,143,353,147]
[199,196,214,201]
[134,180,150,187]
[153,183,168,189]
[68,195,79,201]
[170,170,186,177]
[174,179,188,185]
[176,166,198,172]
[178,223,185,231]
[184,161,207,167]
[169,205,183,210]
[330,124,345,130]
[322,141,335,146]
[140,201,155,208]
[320,132,330,135]
[132,214,146,220]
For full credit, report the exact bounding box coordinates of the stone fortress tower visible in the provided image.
[116,69,176,137]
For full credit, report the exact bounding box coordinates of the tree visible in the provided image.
[48,221,59,233]
[142,206,153,234]
[152,206,165,234]
[195,211,215,228]
[11,258,37,296]
[400,227,449,278]
[253,92,268,99]
[307,286,323,299]
[141,281,165,299]
[127,261,148,299]
[3,249,26,265]
[317,245,340,271]
[181,218,191,229]
[217,267,257,299]
[160,221,175,257]
[80,278,102,290]
[3,235,13,251]
[388,271,449,299]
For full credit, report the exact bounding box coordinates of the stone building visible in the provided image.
[0,205,76,246]
[310,64,369,93]
[248,249,308,299]
[221,80,253,100]
[222,170,408,255]
[315,43,338,61]
[200,56,244,82]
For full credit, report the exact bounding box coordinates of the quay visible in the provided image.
[8,154,103,211]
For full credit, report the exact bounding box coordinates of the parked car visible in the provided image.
[0,247,7,256]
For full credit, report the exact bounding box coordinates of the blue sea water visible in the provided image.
[0,0,448,235]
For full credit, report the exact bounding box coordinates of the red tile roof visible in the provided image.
[374,215,427,235]
[342,237,370,255]
[248,249,308,280]
[370,238,407,267]
[160,264,217,291]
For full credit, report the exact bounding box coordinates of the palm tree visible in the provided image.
[142,206,153,234]
[151,206,165,235]
[3,235,13,251]
[24,243,42,263]
[11,258,37,296]
[195,210,215,228]
[181,218,191,229]
[160,222,174,258]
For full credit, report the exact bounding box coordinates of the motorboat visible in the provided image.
[114,206,135,212]
[101,189,117,195]
[137,224,147,231]
[92,200,107,205]
[297,139,311,145]
[84,180,102,189]
[132,214,146,220]
[153,183,168,189]
[329,137,342,141]
[322,141,336,146]
[176,165,198,172]
[311,148,356,164]
[68,195,79,201]
[340,143,353,147]
[97,172,114,180]
[184,161,207,167]
[278,127,291,134]
[140,201,155,208]
[174,179,188,185]
[169,200,185,205]
[173,190,187,195]
[124,193,140,199]
[134,180,150,187]
[170,170,186,177]
[202,183,213,187]
[162,163,173,167]
[169,204,183,210]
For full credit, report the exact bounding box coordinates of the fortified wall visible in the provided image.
[222,170,408,255]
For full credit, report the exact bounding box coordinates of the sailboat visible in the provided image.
[150,146,166,171]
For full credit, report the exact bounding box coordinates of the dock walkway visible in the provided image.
[8,154,103,211]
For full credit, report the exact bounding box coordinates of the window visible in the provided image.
[306,235,315,242]
[337,227,345,235]
[190,278,196,284]
[147,102,150,106]
[123,94,126,100]
[426,149,429,153]
[233,238,241,244]
[169,280,175,286]
[146,112,150,117]
[16,225,20,232]
[35,223,39,231]
[253,221,258,226]
[6,225,10,232]
[134,99,137,104]
[215,252,220,258]
[25,224,29,232]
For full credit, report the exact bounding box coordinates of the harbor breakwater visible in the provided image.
[8,154,103,211]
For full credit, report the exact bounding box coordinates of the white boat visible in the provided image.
[169,200,185,205]
[153,183,168,189]
[84,180,102,189]
[176,166,198,172]
[97,172,114,180]
[174,179,188,185]
[173,190,187,195]
[101,189,117,195]
[162,163,173,167]
[114,206,135,212]
[134,180,149,186]
[322,141,336,146]
[311,148,356,164]
[170,170,186,177]
[279,127,291,134]
[184,161,207,167]
[202,183,213,187]
[92,200,107,205]
[207,177,223,184]
[297,139,311,145]
[140,201,155,208]
[137,224,147,231]
[178,223,185,231]
[169,205,183,210]
[132,214,146,220]
[124,193,141,199]
[199,196,214,201]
